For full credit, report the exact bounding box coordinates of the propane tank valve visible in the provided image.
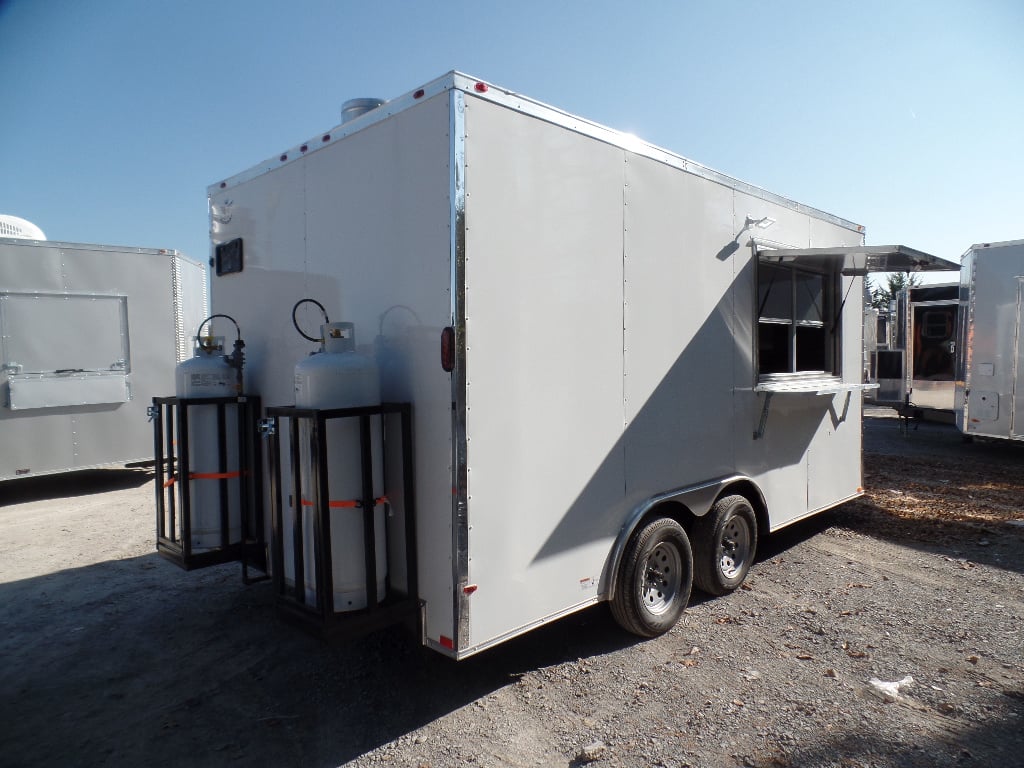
[194,314,245,393]
[228,337,246,392]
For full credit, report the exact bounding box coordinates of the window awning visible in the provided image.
[757,245,959,276]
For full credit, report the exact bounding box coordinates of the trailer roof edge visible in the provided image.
[0,237,190,260]
[209,71,863,235]
[966,238,1024,252]
[448,72,864,235]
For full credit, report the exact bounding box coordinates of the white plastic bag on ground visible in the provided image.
[866,675,914,702]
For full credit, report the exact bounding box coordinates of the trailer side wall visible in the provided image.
[957,241,1024,439]
[459,96,866,654]
[0,242,204,480]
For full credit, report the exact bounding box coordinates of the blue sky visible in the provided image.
[2,0,1021,286]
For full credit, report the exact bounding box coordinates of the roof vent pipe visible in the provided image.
[341,98,385,124]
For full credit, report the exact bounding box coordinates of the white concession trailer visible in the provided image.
[1,238,207,481]
[956,239,1024,440]
[871,282,961,418]
[159,72,951,658]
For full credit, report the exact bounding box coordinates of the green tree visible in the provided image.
[870,272,921,309]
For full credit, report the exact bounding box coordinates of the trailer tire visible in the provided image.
[610,517,693,638]
[693,495,757,596]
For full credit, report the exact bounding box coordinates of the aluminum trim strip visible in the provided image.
[449,89,471,652]
[1013,279,1024,438]
[2,290,128,300]
[172,256,186,364]
[967,238,1024,251]
[0,238,186,259]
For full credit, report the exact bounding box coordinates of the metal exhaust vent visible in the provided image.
[341,98,385,124]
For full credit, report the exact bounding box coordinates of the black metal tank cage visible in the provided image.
[151,395,268,581]
[264,402,420,639]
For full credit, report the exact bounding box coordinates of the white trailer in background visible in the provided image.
[170,72,951,659]
[956,239,1024,440]
[871,282,961,419]
[0,238,207,481]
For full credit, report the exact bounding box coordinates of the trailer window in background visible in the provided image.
[757,262,838,377]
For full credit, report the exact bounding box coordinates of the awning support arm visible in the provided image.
[754,391,773,440]
[831,273,858,335]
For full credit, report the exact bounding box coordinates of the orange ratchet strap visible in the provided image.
[300,496,389,509]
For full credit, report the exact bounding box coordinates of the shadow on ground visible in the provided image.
[745,718,1024,768]
[3,416,1021,767]
[0,548,636,768]
[1,467,153,506]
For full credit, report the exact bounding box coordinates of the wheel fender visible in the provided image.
[602,474,765,600]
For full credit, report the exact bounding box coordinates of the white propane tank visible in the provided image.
[175,335,242,550]
[292,321,386,611]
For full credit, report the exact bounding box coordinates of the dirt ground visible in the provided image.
[1,410,1022,768]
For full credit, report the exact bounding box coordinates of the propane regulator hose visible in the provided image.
[292,298,330,343]
[196,313,244,390]
[196,313,242,345]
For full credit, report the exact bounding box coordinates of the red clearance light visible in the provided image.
[322,134,331,142]
[474,82,488,93]
[439,635,454,649]
[300,144,308,153]
[463,584,478,595]
[441,326,455,372]
[413,89,425,99]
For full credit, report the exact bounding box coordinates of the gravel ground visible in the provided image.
[1,411,1021,768]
